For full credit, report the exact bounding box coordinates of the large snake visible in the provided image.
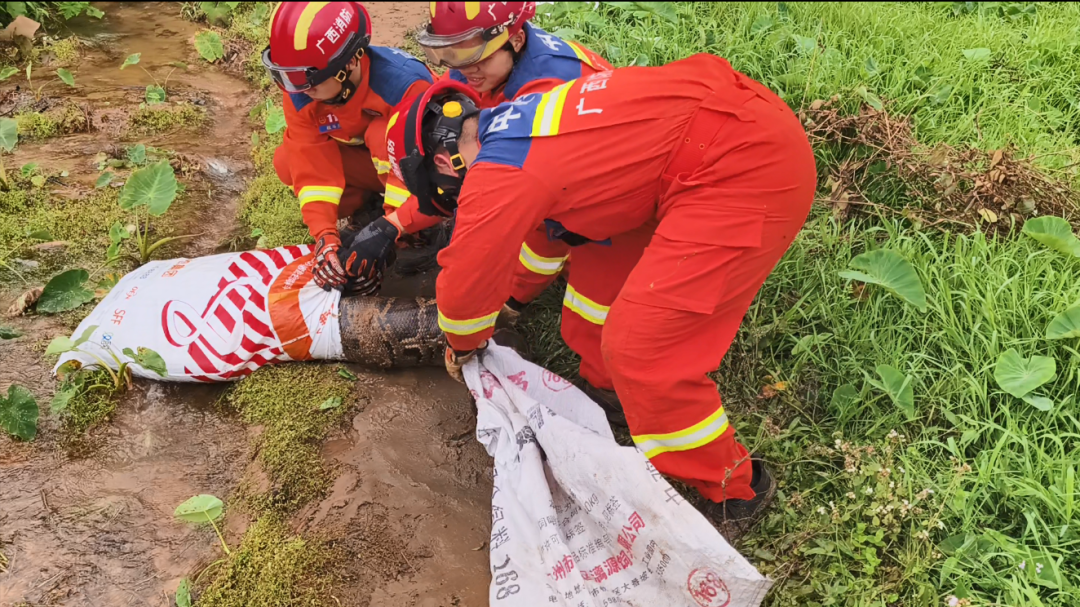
[338,296,446,367]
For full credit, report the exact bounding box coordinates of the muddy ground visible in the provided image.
[1,3,493,606]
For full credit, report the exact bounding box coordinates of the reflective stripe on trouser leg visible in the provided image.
[631,406,730,459]
[563,284,608,325]
[518,242,567,276]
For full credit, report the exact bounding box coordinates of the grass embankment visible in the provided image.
[533,3,1080,606]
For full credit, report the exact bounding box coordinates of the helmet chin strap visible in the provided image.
[323,53,363,106]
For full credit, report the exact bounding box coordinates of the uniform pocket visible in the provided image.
[656,178,767,248]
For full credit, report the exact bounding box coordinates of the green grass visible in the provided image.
[127,103,207,135]
[531,3,1080,606]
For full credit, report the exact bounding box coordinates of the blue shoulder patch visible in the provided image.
[474,94,543,169]
[448,70,469,85]
[366,46,434,106]
[503,23,586,100]
[287,91,315,112]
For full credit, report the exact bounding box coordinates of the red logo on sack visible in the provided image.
[542,370,573,392]
[687,568,731,607]
[480,370,499,398]
[506,370,529,390]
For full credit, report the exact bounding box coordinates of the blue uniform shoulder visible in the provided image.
[503,23,586,100]
[448,70,469,85]
[287,91,315,112]
[366,46,434,105]
[474,94,544,169]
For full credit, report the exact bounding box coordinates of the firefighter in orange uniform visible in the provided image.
[263,1,434,291]
[348,2,625,407]
[375,56,817,540]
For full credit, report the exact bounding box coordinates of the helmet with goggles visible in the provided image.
[417,1,536,69]
[385,80,482,217]
[263,2,372,103]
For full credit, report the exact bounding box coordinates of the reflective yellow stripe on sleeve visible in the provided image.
[297,185,343,207]
[383,184,410,208]
[374,157,392,175]
[519,242,568,276]
[531,81,575,137]
[563,284,609,325]
[631,406,731,459]
[438,309,500,336]
[566,41,595,68]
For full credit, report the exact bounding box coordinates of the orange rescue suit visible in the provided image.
[435,54,817,502]
[273,46,434,243]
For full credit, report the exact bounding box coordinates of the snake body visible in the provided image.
[339,296,445,368]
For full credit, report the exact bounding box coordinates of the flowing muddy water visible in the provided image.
[2,2,492,605]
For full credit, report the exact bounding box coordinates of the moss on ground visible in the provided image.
[15,103,88,140]
[195,516,336,607]
[60,370,119,435]
[46,37,79,64]
[127,103,207,135]
[226,363,354,514]
[238,166,310,249]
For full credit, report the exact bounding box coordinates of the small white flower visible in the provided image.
[817,506,827,515]
[846,492,857,500]
[947,596,960,607]
[889,481,896,489]
[898,466,906,474]
[1036,563,1044,574]
[937,520,945,529]
[1018,560,1026,570]
[864,486,874,495]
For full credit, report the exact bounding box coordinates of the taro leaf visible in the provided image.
[0,117,18,153]
[74,324,98,347]
[793,34,817,56]
[1022,216,1080,257]
[127,143,147,165]
[121,53,141,70]
[994,348,1055,398]
[109,221,130,243]
[56,359,83,381]
[864,56,879,75]
[319,396,343,411]
[145,84,166,105]
[1022,394,1053,412]
[632,54,650,67]
[876,364,915,420]
[176,578,192,607]
[120,161,178,216]
[1046,306,1080,340]
[20,162,37,176]
[0,385,38,441]
[38,269,94,314]
[854,85,883,111]
[50,384,77,415]
[0,66,18,81]
[30,175,44,187]
[194,30,225,63]
[264,105,285,134]
[45,335,76,355]
[122,346,168,377]
[338,367,357,381]
[929,83,954,106]
[750,14,775,35]
[829,383,859,412]
[56,68,75,86]
[0,326,22,339]
[87,5,104,18]
[962,48,991,61]
[174,494,224,523]
[200,1,235,26]
[839,249,927,311]
[631,2,678,23]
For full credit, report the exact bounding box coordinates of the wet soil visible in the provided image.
[2,2,492,606]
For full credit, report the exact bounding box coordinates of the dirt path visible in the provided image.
[2,3,493,606]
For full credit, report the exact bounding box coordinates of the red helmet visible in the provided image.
[262,2,372,93]
[386,79,482,217]
[417,1,536,68]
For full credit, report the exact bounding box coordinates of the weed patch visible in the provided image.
[15,102,89,140]
[127,103,207,135]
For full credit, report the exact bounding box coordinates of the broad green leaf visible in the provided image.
[264,106,285,134]
[0,118,18,153]
[132,347,168,376]
[109,221,130,243]
[929,83,954,106]
[632,54,650,67]
[994,348,1055,398]
[0,385,38,441]
[793,34,817,56]
[121,53,141,70]
[750,15,775,35]
[145,84,166,105]
[20,162,37,176]
[120,161,178,216]
[962,48,991,61]
[839,249,927,311]
[864,56,879,75]
[829,383,859,412]
[57,360,83,380]
[201,1,235,26]
[0,66,18,81]
[1022,394,1053,412]
[631,2,678,23]
[338,367,357,381]
[73,324,98,347]
[50,384,76,415]
[176,578,192,607]
[319,396,343,411]
[853,85,883,111]
[127,143,147,165]
[1046,306,1080,340]
[96,171,115,189]
[1022,216,1080,257]
[174,494,224,523]
[876,364,915,420]
[86,5,104,18]
[56,68,75,86]
[194,30,225,63]
[45,335,76,355]
[0,326,22,339]
[38,269,94,314]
